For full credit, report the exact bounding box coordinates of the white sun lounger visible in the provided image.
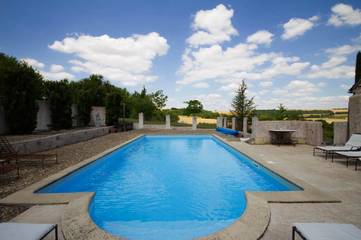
[293,223,361,240]
[0,223,58,240]
[313,134,361,160]
[335,151,361,170]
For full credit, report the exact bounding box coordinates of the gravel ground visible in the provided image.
[0,128,215,221]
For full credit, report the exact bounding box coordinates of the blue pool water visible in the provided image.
[38,135,300,240]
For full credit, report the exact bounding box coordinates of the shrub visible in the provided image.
[0,53,42,133]
[106,91,124,126]
[43,80,73,130]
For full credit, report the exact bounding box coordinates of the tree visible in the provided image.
[184,100,203,115]
[231,80,255,123]
[0,53,42,133]
[355,51,361,84]
[105,91,123,126]
[151,90,168,110]
[130,87,156,120]
[43,80,73,130]
[276,103,287,120]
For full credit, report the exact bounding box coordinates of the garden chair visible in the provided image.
[0,222,58,240]
[292,223,361,240]
[335,151,361,170]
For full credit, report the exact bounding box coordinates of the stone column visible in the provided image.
[216,117,222,128]
[251,116,258,138]
[348,94,361,136]
[165,115,171,129]
[223,117,227,128]
[192,116,197,130]
[243,117,248,133]
[138,112,144,129]
[231,117,236,130]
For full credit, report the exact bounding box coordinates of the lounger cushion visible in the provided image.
[316,146,354,151]
[293,223,361,240]
[0,223,55,240]
[335,151,361,157]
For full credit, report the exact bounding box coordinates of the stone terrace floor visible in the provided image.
[1,129,361,240]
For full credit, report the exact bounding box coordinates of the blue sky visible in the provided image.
[1,0,361,110]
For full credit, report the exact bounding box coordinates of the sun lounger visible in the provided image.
[0,135,57,169]
[313,134,361,160]
[0,222,58,240]
[335,151,361,170]
[292,223,361,240]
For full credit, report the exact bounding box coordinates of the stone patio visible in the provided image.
[1,129,360,240]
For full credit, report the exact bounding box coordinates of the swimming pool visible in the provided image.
[38,135,300,240]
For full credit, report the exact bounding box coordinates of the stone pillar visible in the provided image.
[251,117,258,138]
[243,117,248,133]
[165,115,171,129]
[138,112,144,129]
[192,116,197,130]
[216,117,223,128]
[231,117,236,130]
[334,122,348,145]
[223,117,227,128]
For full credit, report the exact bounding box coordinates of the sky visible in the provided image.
[1,0,361,111]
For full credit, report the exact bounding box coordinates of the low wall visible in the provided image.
[252,119,323,146]
[133,123,166,130]
[334,122,348,145]
[12,127,112,154]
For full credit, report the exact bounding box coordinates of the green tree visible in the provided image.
[276,103,287,120]
[231,80,255,123]
[184,100,203,115]
[0,53,42,133]
[151,90,168,110]
[105,91,123,126]
[130,87,156,120]
[43,80,73,130]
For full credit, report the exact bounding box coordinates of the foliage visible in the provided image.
[197,123,217,129]
[184,100,203,115]
[231,80,256,123]
[130,87,157,120]
[256,108,303,120]
[355,51,361,85]
[276,103,287,120]
[0,53,42,133]
[43,80,73,130]
[151,90,167,110]
[105,91,124,126]
[317,120,333,145]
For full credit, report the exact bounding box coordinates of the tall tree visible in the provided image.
[355,51,361,84]
[276,103,287,120]
[184,100,203,115]
[231,80,255,123]
[0,53,42,133]
[151,90,168,110]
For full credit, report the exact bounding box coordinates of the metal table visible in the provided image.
[269,129,296,146]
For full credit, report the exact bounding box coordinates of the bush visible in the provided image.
[106,91,124,126]
[43,80,73,130]
[0,53,42,133]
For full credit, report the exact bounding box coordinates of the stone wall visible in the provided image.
[334,122,348,145]
[12,127,111,154]
[251,118,323,145]
[348,94,361,135]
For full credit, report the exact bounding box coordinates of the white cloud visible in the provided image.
[246,30,274,46]
[187,4,238,47]
[197,93,230,111]
[21,58,45,68]
[260,81,273,88]
[328,3,361,26]
[49,32,169,86]
[192,82,209,88]
[341,84,349,90]
[50,64,64,72]
[281,16,319,40]
[325,44,361,56]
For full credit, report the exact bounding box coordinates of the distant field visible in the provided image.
[305,117,348,123]
[178,115,217,124]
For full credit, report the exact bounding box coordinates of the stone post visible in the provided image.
[348,94,361,136]
[165,115,171,129]
[192,116,197,130]
[251,116,258,138]
[223,117,227,128]
[216,117,223,128]
[243,117,248,133]
[231,117,236,130]
[138,112,144,129]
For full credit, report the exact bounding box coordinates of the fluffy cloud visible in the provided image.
[41,64,74,80]
[281,16,319,40]
[197,93,230,110]
[192,82,209,88]
[259,81,273,88]
[21,58,45,68]
[328,3,361,26]
[49,32,169,86]
[187,4,238,47]
[246,30,274,46]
